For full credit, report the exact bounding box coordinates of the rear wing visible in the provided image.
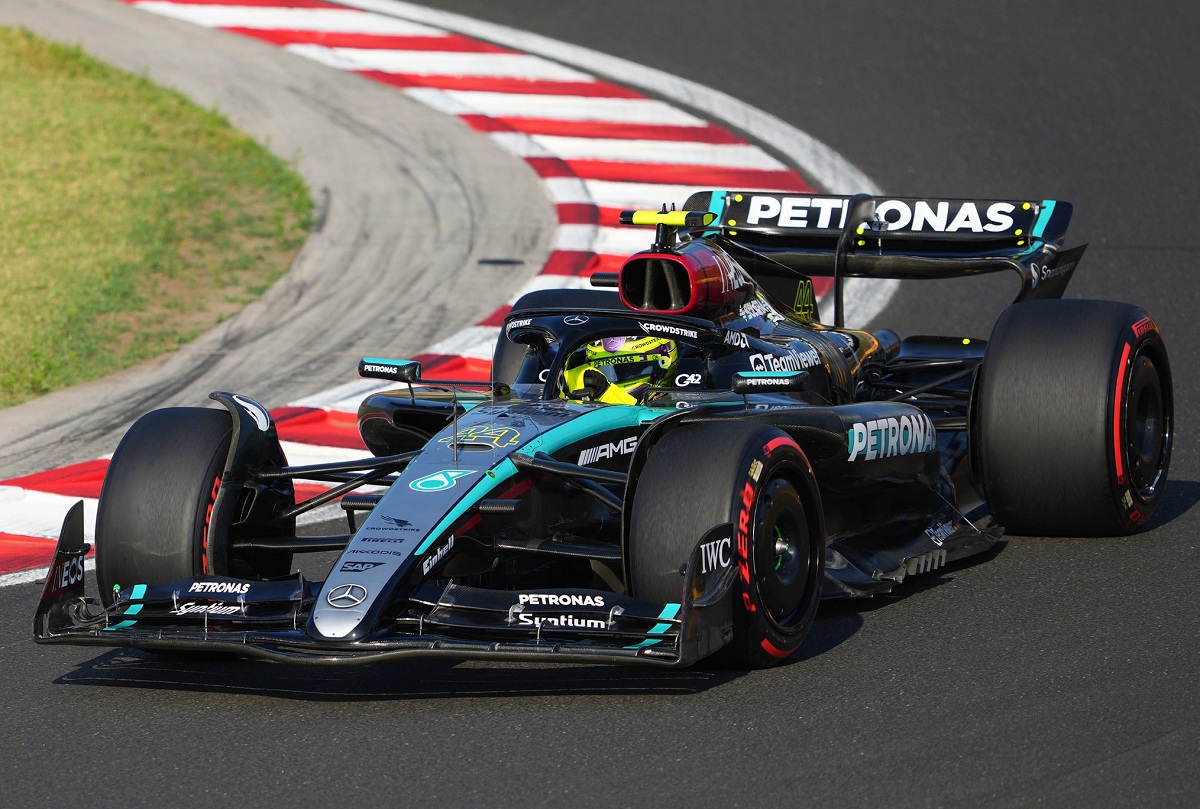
[680,190,1083,325]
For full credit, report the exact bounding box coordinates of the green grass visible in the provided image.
[0,27,311,408]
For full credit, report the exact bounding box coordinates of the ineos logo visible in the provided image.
[675,373,702,387]
[326,583,368,608]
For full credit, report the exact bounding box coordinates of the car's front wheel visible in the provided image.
[628,422,825,668]
[96,408,239,606]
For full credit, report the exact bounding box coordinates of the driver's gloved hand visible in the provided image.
[579,369,610,400]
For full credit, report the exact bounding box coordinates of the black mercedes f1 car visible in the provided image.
[34,191,1173,669]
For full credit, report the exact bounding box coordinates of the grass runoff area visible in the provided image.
[0,27,311,408]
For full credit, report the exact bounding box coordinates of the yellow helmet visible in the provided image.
[562,335,679,405]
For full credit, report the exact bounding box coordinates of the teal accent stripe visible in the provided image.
[362,357,415,366]
[703,190,726,236]
[517,405,658,458]
[624,603,681,650]
[1031,200,1056,239]
[416,407,659,557]
[415,457,519,554]
[104,583,147,631]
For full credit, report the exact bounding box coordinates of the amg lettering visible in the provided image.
[577,436,637,466]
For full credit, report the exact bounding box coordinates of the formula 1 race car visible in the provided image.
[34,191,1173,669]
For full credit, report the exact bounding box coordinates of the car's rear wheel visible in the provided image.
[96,408,237,606]
[972,299,1172,536]
[628,422,824,668]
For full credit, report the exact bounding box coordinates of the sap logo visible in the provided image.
[674,373,703,387]
[577,436,637,466]
[340,561,384,573]
[421,535,455,575]
[724,331,750,349]
[700,537,732,574]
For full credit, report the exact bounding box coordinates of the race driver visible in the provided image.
[561,335,679,405]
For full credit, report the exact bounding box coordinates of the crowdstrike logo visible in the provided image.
[639,322,699,340]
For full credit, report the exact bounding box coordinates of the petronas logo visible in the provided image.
[408,470,474,492]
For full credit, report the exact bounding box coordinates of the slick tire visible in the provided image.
[629,422,824,668]
[972,300,1172,536]
[96,407,233,607]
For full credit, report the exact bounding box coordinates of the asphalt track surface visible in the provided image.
[2,2,1198,807]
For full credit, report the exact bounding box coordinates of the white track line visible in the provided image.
[133,2,445,34]
[287,44,593,80]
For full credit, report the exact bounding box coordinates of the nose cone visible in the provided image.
[310,581,372,640]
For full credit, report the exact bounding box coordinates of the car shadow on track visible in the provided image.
[47,543,1018,695]
[51,651,752,700]
[1150,479,1200,528]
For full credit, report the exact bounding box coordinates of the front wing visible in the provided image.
[34,503,734,668]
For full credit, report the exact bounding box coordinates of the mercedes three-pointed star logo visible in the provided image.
[326,583,369,608]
